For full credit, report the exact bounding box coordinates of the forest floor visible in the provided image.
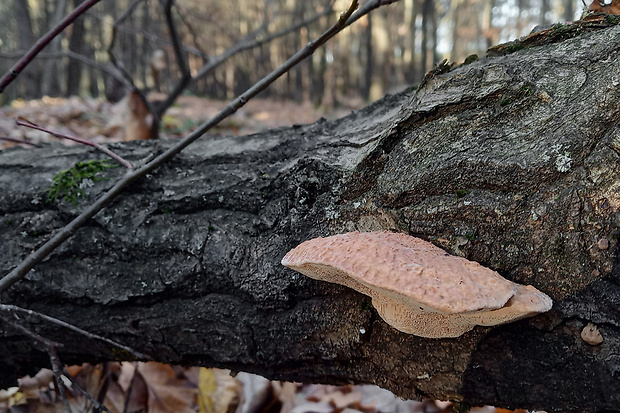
[0,94,359,148]
[0,95,542,413]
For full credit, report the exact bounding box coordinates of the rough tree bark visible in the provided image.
[2,21,620,412]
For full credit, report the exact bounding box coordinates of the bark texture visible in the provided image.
[3,22,620,412]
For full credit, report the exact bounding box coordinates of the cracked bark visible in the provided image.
[2,22,620,412]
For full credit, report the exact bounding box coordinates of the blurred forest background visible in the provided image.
[0,0,588,107]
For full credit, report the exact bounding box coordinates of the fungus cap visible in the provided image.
[282,231,553,338]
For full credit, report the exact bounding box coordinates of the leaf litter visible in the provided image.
[0,362,546,413]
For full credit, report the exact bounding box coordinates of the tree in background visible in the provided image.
[0,0,587,105]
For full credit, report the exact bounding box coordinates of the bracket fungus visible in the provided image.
[281,231,553,338]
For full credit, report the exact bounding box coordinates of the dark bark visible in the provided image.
[3,24,620,412]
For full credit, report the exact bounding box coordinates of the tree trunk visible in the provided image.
[41,0,68,97]
[12,0,40,99]
[3,23,620,412]
[361,12,373,101]
[564,0,575,21]
[66,0,86,97]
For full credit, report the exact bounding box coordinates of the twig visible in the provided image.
[3,313,114,412]
[0,136,41,147]
[49,345,73,413]
[193,2,334,82]
[155,1,334,116]
[0,0,399,295]
[2,319,72,412]
[3,316,63,349]
[0,50,132,90]
[16,119,133,169]
[0,0,103,93]
[81,11,209,60]
[62,367,113,413]
[0,304,148,360]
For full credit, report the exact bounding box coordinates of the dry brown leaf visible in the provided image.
[18,369,54,398]
[272,382,299,413]
[118,362,197,413]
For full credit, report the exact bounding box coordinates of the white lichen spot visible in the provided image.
[31,196,41,205]
[141,281,148,289]
[20,231,28,237]
[325,208,340,220]
[555,152,572,173]
[531,210,539,221]
[541,153,551,162]
[359,327,366,334]
[79,178,94,190]
[353,202,362,208]
[164,189,175,197]
[416,373,430,380]
[218,195,224,203]
[463,201,472,206]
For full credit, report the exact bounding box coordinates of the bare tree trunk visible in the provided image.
[564,0,575,21]
[541,0,550,25]
[361,13,373,101]
[421,0,431,72]
[405,0,419,84]
[3,23,620,412]
[451,0,478,63]
[66,0,86,97]
[41,0,68,96]
[12,0,39,99]
[292,0,304,102]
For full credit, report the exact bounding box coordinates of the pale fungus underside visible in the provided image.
[282,231,553,338]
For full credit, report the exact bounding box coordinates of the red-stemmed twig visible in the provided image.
[0,0,103,93]
[16,119,133,169]
[0,0,399,295]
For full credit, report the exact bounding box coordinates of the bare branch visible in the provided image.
[0,50,132,90]
[0,0,399,297]
[0,304,148,360]
[106,0,159,139]
[49,345,73,413]
[0,0,103,93]
[61,366,113,413]
[16,119,133,169]
[154,0,192,117]
[193,2,334,81]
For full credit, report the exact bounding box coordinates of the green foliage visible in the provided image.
[47,160,117,206]
[455,189,467,198]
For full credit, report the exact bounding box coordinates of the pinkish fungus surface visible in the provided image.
[282,231,553,338]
